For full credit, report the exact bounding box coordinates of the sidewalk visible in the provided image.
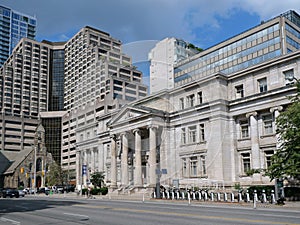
[34,192,300,211]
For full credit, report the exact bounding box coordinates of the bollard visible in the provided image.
[271,190,276,204]
[262,190,267,203]
[181,192,185,200]
[167,191,170,199]
[172,191,174,200]
[246,191,250,203]
[254,190,258,202]
[253,190,257,209]
[224,192,228,202]
[192,192,196,200]
[231,193,235,202]
[162,191,165,199]
[238,192,242,202]
[198,191,202,200]
[217,192,221,201]
[187,192,191,201]
[153,191,156,199]
[210,192,214,201]
[176,191,179,200]
[204,191,208,201]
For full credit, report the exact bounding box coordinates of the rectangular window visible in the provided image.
[198,91,203,104]
[181,128,186,144]
[199,123,205,142]
[240,120,249,138]
[179,98,184,110]
[190,156,198,176]
[188,126,197,143]
[242,153,251,174]
[265,150,274,169]
[186,94,195,107]
[200,155,206,175]
[262,114,274,135]
[182,158,187,177]
[283,69,294,85]
[235,84,244,98]
[258,78,267,93]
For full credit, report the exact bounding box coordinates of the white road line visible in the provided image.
[63,212,89,220]
[0,217,21,225]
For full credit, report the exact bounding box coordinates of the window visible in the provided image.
[198,91,203,104]
[200,155,206,176]
[241,153,251,174]
[186,94,195,107]
[283,69,294,85]
[199,123,205,142]
[179,98,184,110]
[262,114,274,135]
[182,158,187,177]
[181,128,186,144]
[258,78,267,93]
[265,150,274,169]
[235,84,244,98]
[240,120,249,138]
[188,126,196,143]
[190,156,198,176]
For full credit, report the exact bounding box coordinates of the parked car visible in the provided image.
[18,189,25,197]
[23,188,34,194]
[37,187,50,195]
[0,188,19,198]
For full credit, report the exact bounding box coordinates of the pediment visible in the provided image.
[108,105,152,126]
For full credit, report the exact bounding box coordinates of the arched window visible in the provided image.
[36,158,42,172]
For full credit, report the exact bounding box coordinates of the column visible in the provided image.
[246,112,260,169]
[98,144,104,172]
[110,135,117,188]
[91,149,95,174]
[121,132,129,186]
[83,151,87,187]
[148,125,157,187]
[270,106,283,146]
[134,129,142,187]
[76,150,81,190]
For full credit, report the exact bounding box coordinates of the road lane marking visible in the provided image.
[63,212,89,221]
[74,204,300,225]
[0,217,21,225]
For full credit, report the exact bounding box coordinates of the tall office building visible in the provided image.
[174,10,300,87]
[148,38,199,94]
[62,26,148,185]
[0,5,36,67]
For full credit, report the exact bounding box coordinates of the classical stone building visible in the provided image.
[83,49,299,195]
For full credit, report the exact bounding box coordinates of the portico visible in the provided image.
[107,105,165,192]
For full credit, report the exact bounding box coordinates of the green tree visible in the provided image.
[90,171,105,188]
[266,80,300,180]
[46,162,68,186]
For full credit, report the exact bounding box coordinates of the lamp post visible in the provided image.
[33,146,37,195]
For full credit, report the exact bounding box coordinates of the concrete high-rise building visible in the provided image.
[62,26,148,185]
[174,10,300,87]
[148,38,199,94]
[0,38,65,188]
[0,5,36,67]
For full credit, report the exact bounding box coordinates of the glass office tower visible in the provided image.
[0,5,36,67]
[174,10,300,87]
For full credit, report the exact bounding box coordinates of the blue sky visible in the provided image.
[2,0,300,50]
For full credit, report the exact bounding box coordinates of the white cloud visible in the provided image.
[1,0,300,46]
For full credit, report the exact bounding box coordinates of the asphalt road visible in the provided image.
[0,196,299,225]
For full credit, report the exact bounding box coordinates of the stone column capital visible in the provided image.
[110,134,117,140]
[133,128,141,135]
[246,111,257,118]
[147,125,159,131]
[270,106,283,113]
[120,132,128,138]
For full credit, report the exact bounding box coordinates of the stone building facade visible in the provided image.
[75,50,299,193]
